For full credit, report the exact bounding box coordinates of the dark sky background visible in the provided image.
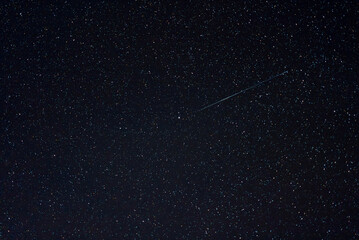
[1,1,359,239]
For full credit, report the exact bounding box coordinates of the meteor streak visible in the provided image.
[198,71,288,112]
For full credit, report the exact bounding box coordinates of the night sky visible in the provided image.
[1,1,359,239]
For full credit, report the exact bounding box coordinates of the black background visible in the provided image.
[1,1,359,239]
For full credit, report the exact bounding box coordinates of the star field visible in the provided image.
[1,1,359,239]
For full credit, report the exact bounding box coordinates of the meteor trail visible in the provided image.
[198,71,288,112]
